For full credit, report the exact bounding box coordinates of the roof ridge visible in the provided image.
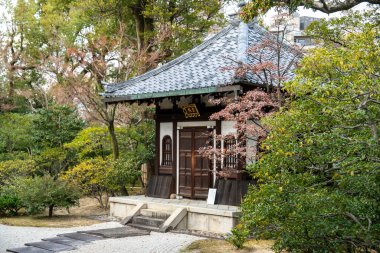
[106,23,238,94]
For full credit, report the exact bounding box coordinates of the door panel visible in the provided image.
[179,127,211,199]
[179,131,192,198]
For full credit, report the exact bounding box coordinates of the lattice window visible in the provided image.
[224,137,238,170]
[162,135,172,166]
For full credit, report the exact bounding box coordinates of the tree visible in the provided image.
[33,147,76,177]
[199,90,279,178]
[240,11,380,252]
[64,121,155,195]
[0,0,46,111]
[62,157,115,208]
[31,105,85,150]
[240,0,380,22]
[12,175,80,217]
[0,159,36,186]
[119,120,156,188]
[64,126,115,160]
[0,113,34,156]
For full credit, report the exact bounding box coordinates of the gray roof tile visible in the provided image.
[102,20,297,102]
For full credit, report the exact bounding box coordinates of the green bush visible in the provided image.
[0,113,34,154]
[33,147,76,177]
[61,157,114,208]
[226,223,250,249]
[14,175,80,217]
[0,159,36,186]
[32,105,85,149]
[64,126,113,160]
[0,193,23,216]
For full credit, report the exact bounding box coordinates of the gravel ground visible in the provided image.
[0,222,201,253]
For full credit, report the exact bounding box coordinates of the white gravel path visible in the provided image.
[0,222,201,253]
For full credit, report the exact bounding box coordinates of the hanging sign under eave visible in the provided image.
[182,104,200,118]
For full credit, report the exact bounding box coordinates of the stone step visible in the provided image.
[78,226,150,238]
[146,203,177,212]
[57,232,104,242]
[131,215,165,228]
[7,247,52,253]
[42,236,88,247]
[24,241,75,252]
[128,223,160,232]
[140,208,172,219]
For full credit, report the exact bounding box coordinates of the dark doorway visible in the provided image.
[179,127,211,199]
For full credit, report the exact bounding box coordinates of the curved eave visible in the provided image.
[101,84,243,104]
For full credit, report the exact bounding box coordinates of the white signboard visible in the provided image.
[207,188,217,205]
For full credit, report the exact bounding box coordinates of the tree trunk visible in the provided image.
[97,193,104,208]
[48,205,54,218]
[130,1,154,53]
[370,123,379,144]
[120,186,129,196]
[138,175,145,189]
[8,79,15,98]
[144,16,154,47]
[108,121,119,160]
[132,5,145,53]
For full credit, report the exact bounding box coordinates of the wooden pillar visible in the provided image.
[155,106,160,176]
[172,121,177,194]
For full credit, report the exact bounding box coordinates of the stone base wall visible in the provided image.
[109,197,240,234]
[109,201,136,218]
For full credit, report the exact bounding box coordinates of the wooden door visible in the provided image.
[179,127,211,199]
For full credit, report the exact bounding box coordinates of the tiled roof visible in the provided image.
[102,20,296,102]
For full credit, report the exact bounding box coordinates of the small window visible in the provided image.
[300,22,305,30]
[162,135,172,166]
[224,137,238,170]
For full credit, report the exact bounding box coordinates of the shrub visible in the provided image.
[109,155,142,188]
[14,175,80,217]
[33,147,76,177]
[62,157,115,208]
[226,223,250,249]
[0,159,36,186]
[0,113,34,154]
[64,126,113,160]
[32,105,85,149]
[0,193,23,216]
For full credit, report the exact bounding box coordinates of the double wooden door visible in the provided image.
[179,127,211,199]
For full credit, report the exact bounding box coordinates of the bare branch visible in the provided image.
[289,0,380,14]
